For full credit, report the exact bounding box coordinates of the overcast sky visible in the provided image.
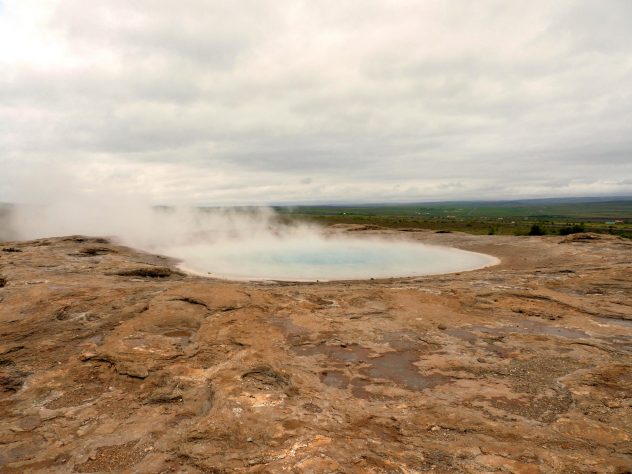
[1,0,631,205]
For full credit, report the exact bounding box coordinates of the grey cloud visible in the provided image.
[0,0,631,204]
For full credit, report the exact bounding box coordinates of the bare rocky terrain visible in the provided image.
[1,227,631,473]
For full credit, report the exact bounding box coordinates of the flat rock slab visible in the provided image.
[0,231,631,473]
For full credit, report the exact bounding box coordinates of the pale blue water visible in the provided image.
[163,236,498,281]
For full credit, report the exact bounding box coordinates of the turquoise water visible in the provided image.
[163,236,498,281]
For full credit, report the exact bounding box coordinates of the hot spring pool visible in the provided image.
[162,236,498,281]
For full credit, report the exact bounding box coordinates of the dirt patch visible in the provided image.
[45,384,104,409]
[74,440,149,472]
[486,357,581,423]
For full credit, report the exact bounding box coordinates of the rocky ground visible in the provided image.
[0,228,631,473]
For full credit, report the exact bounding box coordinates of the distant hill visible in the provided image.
[276,197,632,221]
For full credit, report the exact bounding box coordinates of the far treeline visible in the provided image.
[276,198,632,239]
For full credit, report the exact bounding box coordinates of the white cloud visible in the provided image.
[1,0,631,204]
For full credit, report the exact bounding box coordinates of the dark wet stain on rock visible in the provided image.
[362,351,451,391]
[170,296,210,309]
[296,342,451,392]
[116,267,176,278]
[79,247,114,256]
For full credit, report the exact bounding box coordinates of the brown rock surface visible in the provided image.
[0,229,631,473]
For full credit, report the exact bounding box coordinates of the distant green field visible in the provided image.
[276,198,632,238]
[277,199,632,219]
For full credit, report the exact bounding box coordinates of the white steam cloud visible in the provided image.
[1,165,497,281]
[2,164,307,250]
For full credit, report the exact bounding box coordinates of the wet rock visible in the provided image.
[1,233,631,472]
[115,267,176,278]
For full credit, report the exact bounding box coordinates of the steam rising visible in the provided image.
[1,167,497,281]
[9,201,291,251]
[1,165,303,250]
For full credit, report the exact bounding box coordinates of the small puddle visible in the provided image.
[295,341,451,394]
[362,351,450,391]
